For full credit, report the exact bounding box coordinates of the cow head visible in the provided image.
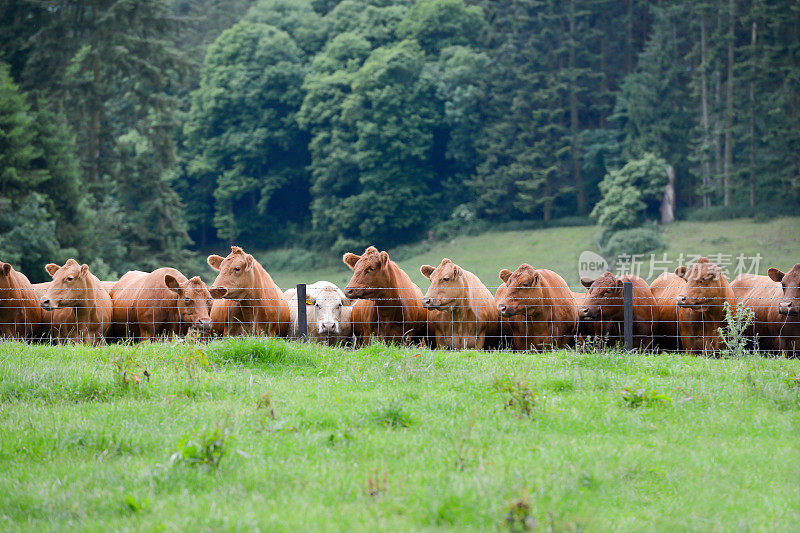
[579,271,623,320]
[420,258,466,311]
[166,274,226,331]
[769,263,800,317]
[675,257,727,311]
[343,246,392,300]
[207,246,257,301]
[308,287,352,336]
[495,264,545,318]
[40,259,90,310]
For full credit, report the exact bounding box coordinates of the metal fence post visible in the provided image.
[623,281,633,350]
[296,283,307,341]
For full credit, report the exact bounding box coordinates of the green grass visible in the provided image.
[260,217,800,289]
[2,339,800,531]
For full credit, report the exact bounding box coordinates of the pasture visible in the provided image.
[263,217,800,288]
[2,338,799,531]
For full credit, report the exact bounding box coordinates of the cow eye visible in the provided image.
[234,266,241,272]
[522,282,529,287]
[184,297,191,304]
[66,276,74,282]
[315,303,321,308]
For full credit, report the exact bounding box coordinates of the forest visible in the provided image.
[1,0,799,282]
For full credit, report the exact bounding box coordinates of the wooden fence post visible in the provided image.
[296,283,307,341]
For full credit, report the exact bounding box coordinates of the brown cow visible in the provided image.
[649,272,686,351]
[420,258,499,349]
[343,246,429,345]
[210,298,244,336]
[731,273,782,352]
[674,257,737,354]
[40,259,112,344]
[111,268,226,340]
[579,272,657,349]
[495,264,577,350]
[0,261,44,339]
[208,246,290,337]
[763,264,800,355]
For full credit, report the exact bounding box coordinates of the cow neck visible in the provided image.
[74,276,102,326]
[448,284,477,325]
[239,262,276,322]
[374,264,407,322]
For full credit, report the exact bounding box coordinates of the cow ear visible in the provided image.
[207,255,224,271]
[343,253,360,270]
[79,264,89,279]
[305,293,317,305]
[768,268,785,283]
[340,297,353,306]
[164,274,183,295]
[0,262,10,276]
[580,277,595,288]
[379,251,389,267]
[45,263,60,277]
[499,269,512,284]
[531,271,541,285]
[453,266,462,280]
[209,287,227,299]
[244,254,254,272]
[675,266,688,279]
[420,265,435,279]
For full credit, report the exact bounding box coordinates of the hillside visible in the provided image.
[258,217,800,290]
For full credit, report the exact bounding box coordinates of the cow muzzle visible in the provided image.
[319,321,337,334]
[579,307,598,320]
[779,301,797,316]
[422,297,438,310]
[497,303,516,317]
[39,296,56,310]
[344,287,362,299]
[196,318,212,330]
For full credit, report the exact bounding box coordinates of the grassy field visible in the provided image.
[2,338,800,531]
[263,217,800,289]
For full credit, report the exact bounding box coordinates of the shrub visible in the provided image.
[620,380,672,408]
[492,376,538,417]
[717,302,757,358]
[169,425,231,469]
[601,226,665,264]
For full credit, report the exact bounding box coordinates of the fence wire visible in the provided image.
[0,282,797,355]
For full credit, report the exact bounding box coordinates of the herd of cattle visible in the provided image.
[0,245,798,355]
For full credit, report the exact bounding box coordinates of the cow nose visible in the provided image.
[677,295,686,304]
[344,287,356,299]
[321,321,336,333]
[423,297,431,307]
[579,307,589,317]
[40,296,52,309]
[197,318,212,330]
[779,301,792,314]
[498,304,507,314]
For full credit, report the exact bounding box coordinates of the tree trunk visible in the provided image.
[700,11,712,208]
[568,0,587,215]
[661,165,676,224]
[89,0,100,191]
[723,0,735,207]
[749,19,757,207]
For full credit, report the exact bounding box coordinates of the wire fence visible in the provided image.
[0,281,797,355]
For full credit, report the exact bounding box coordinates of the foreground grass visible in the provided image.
[1,339,799,531]
[265,217,800,288]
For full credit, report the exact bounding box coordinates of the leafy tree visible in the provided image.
[183,20,309,244]
[591,153,668,231]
